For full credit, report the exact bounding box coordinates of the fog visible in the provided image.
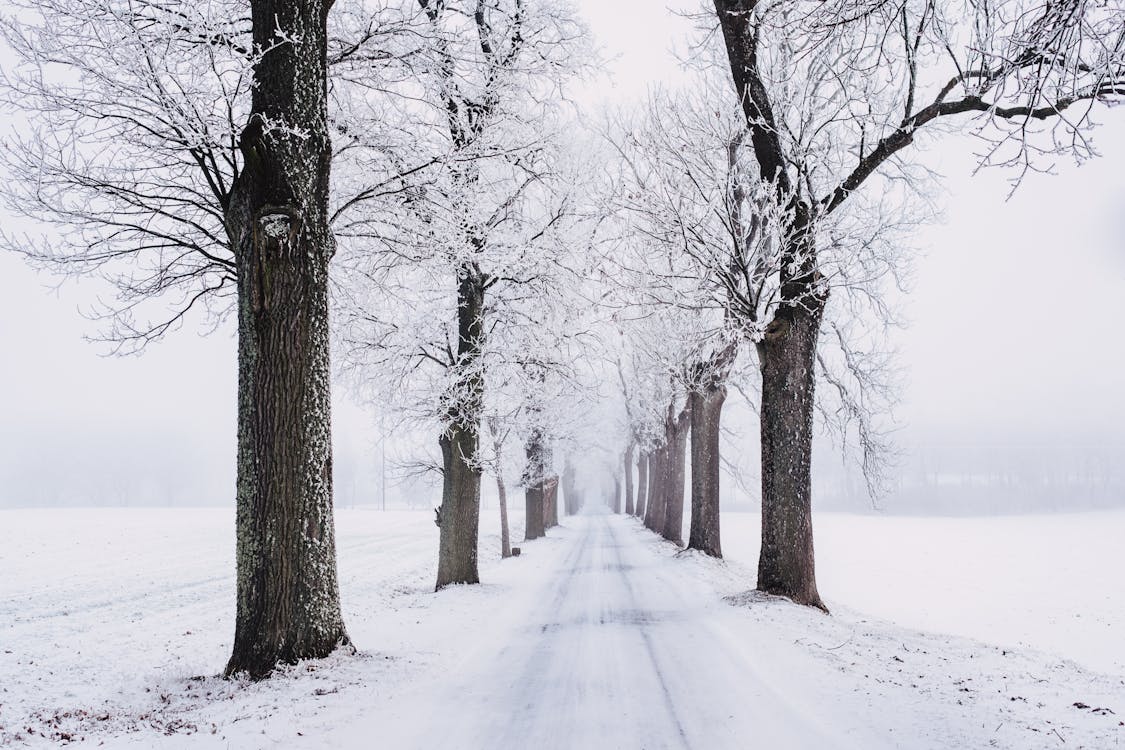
[1,0,1122,513]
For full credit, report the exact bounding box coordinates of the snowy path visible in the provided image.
[350,508,880,750]
[4,506,1124,748]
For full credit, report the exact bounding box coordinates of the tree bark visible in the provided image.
[524,483,546,541]
[495,475,511,559]
[524,483,545,540]
[645,445,667,533]
[613,473,622,514]
[523,431,546,541]
[635,452,648,518]
[661,406,690,545]
[687,385,726,557]
[435,268,485,589]
[224,0,348,680]
[545,477,559,527]
[623,443,635,516]
[755,303,827,611]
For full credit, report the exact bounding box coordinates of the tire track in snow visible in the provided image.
[603,513,691,748]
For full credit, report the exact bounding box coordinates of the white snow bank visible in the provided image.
[719,511,1125,674]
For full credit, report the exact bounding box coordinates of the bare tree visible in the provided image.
[709,0,1125,608]
[335,0,589,587]
[486,416,513,558]
[0,0,426,676]
[0,0,247,348]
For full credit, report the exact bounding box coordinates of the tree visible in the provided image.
[523,409,549,540]
[0,0,246,348]
[223,0,351,678]
[710,0,1125,608]
[0,0,376,677]
[335,0,591,584]
[607,70,919,567]
[333,0,587,586]
[485,416,514,558]
[623,442,636,515]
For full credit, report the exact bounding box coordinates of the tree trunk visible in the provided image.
[643,450,655,527]
[496,475,511,559]
[545,477,559,527]
[487,420,511,559]
[687,385,726,557]
[613,473,622,514]
[645,445,666,533]
[714,0,827,610]
[524,482,545,540]
[224,0,348,680]
[624,443,635,515]
[755,304,827,611]
[435,268,485,589]
[635,452,648,518]
[523,432,546,541]
[662,407,690,545]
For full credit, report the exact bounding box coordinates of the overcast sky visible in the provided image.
[1,0,1122,509]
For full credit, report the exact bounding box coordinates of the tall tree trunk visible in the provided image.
[224,0,348,680]
[643,452,655,527]
[687,385,726,557]
[487,419,511,559]
[623,443,635,515]
[435,269,485,589]
[613,473,622,514]
[645,445,667,532]
[635,452,648,518]
[714,0,828,611]
[662,407,690,545]
[755,304,827,611]
[495,475,511,559]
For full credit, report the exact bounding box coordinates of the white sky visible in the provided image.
[0,0,1122,507]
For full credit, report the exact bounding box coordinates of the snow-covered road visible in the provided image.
[3,505,1123,749]
[349,509,882,749]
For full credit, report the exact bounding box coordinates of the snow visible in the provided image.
[720,512,1125,675]
[1,505,1123,748]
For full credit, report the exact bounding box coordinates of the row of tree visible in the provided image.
[1,0,1120,677]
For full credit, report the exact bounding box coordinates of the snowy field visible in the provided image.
[1,505,1123,748]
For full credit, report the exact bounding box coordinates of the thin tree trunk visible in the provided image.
[613,473,622,514]
[487,419,511,559]
[495,475,511,559]
[688,385,726,557]
[624,443,635,515]
[643,452,656,526]
[635,452,648,518]
[224,0,348,680]
[662,406,690,545]
[755,304,827,611]
[435,268,485,589]
[645,444,667,533]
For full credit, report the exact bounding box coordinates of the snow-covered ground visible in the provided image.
[721,511,1125,676]
[1,505,1122,748]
